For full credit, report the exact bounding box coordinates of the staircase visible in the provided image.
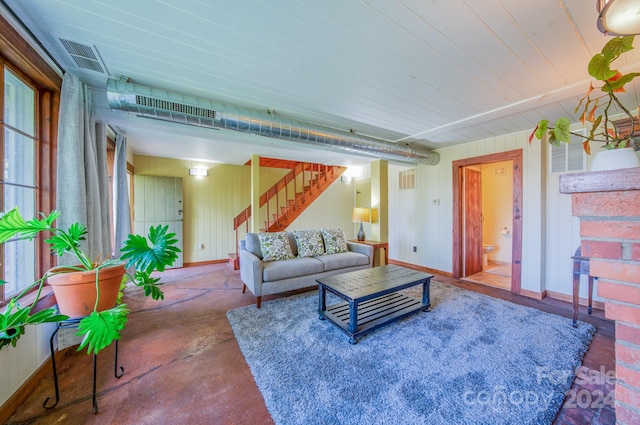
[230,160,347,269]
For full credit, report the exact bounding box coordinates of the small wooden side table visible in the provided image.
[349,239,389,267]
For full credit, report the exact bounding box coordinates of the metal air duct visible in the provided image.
[106,78,440,165]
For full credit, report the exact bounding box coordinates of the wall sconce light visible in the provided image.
[341,175,355,182]
[189,167,208,177]
[597,0,640,35]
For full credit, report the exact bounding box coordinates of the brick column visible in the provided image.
[560,167,640,424]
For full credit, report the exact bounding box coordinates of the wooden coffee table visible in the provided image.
[317,264,432,344]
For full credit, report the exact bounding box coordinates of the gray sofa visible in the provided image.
[240,230,373,307]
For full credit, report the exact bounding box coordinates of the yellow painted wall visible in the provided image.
[133,155,350,263]
[134,155,255,263]
[481,161,513,263]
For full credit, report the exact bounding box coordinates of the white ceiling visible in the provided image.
[3,0,640,166]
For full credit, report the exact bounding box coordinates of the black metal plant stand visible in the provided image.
[43,318,124,414]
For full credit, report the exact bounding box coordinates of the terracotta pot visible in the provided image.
[47,264,126,318]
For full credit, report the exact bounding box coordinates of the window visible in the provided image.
[1,68,37,298]
[550,131,586,174]
[0,14,61,304]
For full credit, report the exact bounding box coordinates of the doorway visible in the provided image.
[452,150,523,293]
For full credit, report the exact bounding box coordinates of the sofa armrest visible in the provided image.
[347,242,374,267]
[240,249,264,296]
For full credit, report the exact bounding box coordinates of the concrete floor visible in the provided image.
[5,262,615,424]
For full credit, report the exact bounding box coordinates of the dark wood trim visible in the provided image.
[388,259,452,277]
[38,88,59,275]
[0,14,61,90]
[452,149,523,294]
[183,259,227,267]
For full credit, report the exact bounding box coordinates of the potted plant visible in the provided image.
[0,207,180,355]
[530,35,640,170]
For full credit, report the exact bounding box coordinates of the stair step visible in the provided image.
[228,253,239,270]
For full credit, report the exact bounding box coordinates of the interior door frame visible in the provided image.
[452,149,523,294]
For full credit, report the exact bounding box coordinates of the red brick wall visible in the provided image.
[571,187,640,424]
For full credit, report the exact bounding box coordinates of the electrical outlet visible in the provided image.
[413,246,417,252]
[432,199,440,205]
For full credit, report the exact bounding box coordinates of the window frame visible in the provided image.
[0,13,61,304]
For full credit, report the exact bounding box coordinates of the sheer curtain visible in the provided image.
[56,73,111,263]
[113,133,132,258]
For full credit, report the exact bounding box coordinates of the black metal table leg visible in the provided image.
[114,340,124,378]
[92,353,98,414]
[43,323,61,410]
[43,319,125,415]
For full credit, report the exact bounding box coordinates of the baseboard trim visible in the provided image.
[183,259,227,268]
[388,259,452,277]
[545,290,605,311]
[520,288,545,300]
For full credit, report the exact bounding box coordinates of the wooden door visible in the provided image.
[464,168,482,276]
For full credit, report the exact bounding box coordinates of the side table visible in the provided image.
[44,318,124,414]
[349,239,389,266]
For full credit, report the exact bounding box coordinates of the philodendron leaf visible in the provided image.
[121,225,180,274]
[135,271,164,300]
[76,304,130,355]
[25,308,68,324]
[0,209,59,243]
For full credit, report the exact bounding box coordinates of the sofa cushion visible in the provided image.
[262,257,324,282]
[321,228,349,254]
[293,230,325,258]
[315,251,370,271]
[245,233,263,259]
[258,231,295,262]
[287,232,298,257]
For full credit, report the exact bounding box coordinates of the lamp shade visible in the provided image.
[597,0,640,35]
[352,207,370,222]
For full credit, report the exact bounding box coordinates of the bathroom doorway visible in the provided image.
[452,150,522,293]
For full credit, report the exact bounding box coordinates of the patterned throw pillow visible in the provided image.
[321,228,349,254]
[258,231,295,262]
[293,230,325,258]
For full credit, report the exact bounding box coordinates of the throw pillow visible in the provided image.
[258,231,295,262]
[321,228,349,254]
[293,230,325,258]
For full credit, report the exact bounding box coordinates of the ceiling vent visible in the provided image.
[106,78,440,165]
[57,37,108,74]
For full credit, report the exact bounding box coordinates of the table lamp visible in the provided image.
[352,207,370,241]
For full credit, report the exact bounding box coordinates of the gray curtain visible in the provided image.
[56,73,112,264]
[114,133,132,258]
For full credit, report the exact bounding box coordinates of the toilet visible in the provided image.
[482,244,494,269]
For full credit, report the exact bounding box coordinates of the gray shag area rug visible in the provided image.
[227,281,595,425]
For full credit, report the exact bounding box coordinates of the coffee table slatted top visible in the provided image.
[317,264,432,301]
